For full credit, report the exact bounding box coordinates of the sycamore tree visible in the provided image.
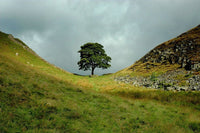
[78,43,111,75]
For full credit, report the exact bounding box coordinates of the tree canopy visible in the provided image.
[77,43,111,75]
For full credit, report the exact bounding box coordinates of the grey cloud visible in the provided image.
[1,0,200,75]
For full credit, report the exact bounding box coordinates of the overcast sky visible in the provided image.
[1,0,200,75]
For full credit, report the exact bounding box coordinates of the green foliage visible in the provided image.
[189,122,200,132]
[150,72,157,82]
[78,42,111,75]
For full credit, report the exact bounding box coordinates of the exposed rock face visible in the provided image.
[139,35,200,71]
[132,24,200,71]
[116,25,200,91]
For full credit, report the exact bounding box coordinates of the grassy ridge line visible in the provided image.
[0,31,92,90]
[0,32,72,75]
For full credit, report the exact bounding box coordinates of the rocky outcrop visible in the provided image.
[188,75,200,91]
[139,38,200,71]
[117,25,200,91]
[132,25,200,71]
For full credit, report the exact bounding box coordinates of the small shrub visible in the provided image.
[150,72,157,82]
[132,92,143,99]
[30,104,58,119]
[67,112,81,119]
[189,122,200,132]
[185,74,191,78]
[0,77,4,84]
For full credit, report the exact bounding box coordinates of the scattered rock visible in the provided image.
[114,72,200,91]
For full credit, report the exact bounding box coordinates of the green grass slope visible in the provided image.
[0,31,200,132]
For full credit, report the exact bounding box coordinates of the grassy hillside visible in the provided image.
[0,31,200,132]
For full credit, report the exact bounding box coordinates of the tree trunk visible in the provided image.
[91,67,95,75]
